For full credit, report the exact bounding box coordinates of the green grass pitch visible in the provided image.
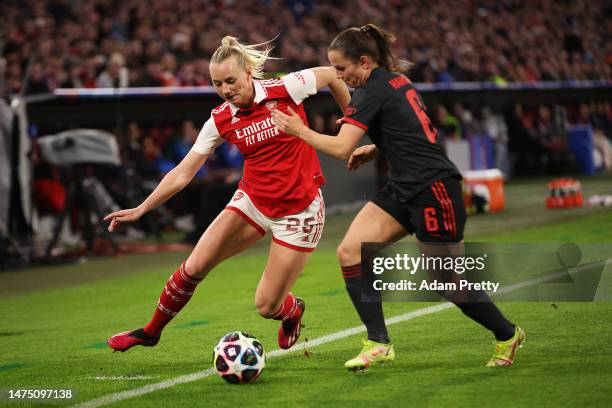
[1,175,612,407]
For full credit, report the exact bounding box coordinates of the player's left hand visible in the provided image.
[347,144,379,171]
[271,107,305,137]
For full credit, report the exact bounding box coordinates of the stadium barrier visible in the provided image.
[24,80,611,132]
[21,80,612,209]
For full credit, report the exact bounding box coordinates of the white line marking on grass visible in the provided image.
[73,303,450,408]
[74,262,607,408]
[92,376,159,381]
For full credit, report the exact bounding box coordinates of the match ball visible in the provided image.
[213,331,265,384]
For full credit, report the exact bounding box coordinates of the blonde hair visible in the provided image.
[211,36,276,79]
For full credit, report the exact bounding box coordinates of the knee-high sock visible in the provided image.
[342,264,390,344]
[271,293,301,321]
[144,262,202,336]
[455,290,515,341]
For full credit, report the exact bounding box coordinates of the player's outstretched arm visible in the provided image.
[272,107,365,160]
[105,150,209,232]
[311,67,350,113]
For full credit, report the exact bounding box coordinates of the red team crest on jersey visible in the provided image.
[233,191,244,201]
[265,101,278,111]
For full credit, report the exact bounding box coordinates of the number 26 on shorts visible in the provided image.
[285,217,316,233]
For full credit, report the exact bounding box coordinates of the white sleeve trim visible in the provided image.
[282,69,317,105]
[192,116,223,154]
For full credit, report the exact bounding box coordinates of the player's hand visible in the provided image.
[347,144,379,171]
[104,207,144,232]
[271,107,305,137]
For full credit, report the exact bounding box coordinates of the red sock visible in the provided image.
[144,262,202,336]
[341,264,361,279]
[271,293,300,321]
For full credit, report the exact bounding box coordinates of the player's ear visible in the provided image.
[359,55,373,69]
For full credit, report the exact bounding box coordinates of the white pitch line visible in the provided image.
[73,261,608,408]
[92,376,159,381]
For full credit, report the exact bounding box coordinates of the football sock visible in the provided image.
[342,264,390,344]
[144,262,202,337]
[455,290,515,341]
[271,293,300,321]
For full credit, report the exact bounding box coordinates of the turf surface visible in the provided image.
[1,176,612,407]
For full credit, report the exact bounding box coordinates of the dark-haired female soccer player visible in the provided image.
[105,36,349,352]
[272,24,524,371]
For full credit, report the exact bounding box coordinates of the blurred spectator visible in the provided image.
[593,127,612,171]
[507,103,544,174]
[142,135,174,175]
[166,120,206,176]
[310,113,326,133]
[134,62,165,87]
[434,105,462,141]
[571,102,612,171]
[481,106,510,177]
[590,101,612,137]
[533,105,565,153]
[452,102,479,136]
[121,121,160,179]
[24,62,51,95]
[435,58,454,83]
[95,53,129,88]
[159,52,178,86]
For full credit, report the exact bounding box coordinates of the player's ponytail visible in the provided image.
[211,36,277,79]
[329,24,411,73]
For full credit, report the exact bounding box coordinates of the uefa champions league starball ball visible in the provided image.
[213,331,265,384]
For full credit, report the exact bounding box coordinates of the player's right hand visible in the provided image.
[347,144,379,171]
[104,207,143,232]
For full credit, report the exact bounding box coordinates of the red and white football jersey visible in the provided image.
[192,69,325,218]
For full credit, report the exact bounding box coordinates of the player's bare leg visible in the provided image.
[337,203,407,370]
[255,241,311,349]
[108,210,263,352]
[186,209,265,279]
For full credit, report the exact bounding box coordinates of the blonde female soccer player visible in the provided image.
[105,36,350,352]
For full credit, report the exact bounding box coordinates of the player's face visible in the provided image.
[328,50,369,87]
[210,56,254,108]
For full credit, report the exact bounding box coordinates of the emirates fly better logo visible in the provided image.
[234,116,279,146]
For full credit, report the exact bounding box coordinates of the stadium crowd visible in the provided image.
[1,0,610,96]
[5,0,611,244]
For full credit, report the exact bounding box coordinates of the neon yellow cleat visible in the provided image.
[344,339,395,371]
[486,326,526,367]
